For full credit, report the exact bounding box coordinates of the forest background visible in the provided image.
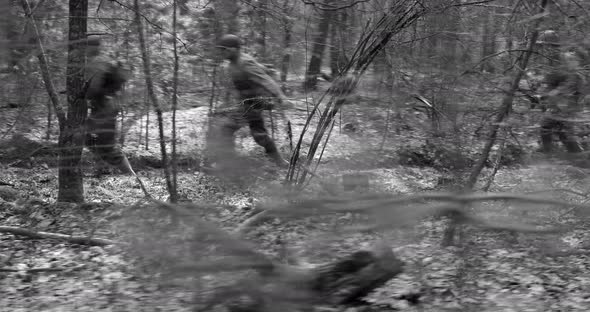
[2,0,590,311]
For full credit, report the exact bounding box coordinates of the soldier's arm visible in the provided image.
[241,57,289,103]
[86,60,110,99]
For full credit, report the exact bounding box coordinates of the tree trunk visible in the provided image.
[171,0,180,201]
[133,0,177,202]
[480,8,496,72]
[303,3,332,90]
[453,0,550,247]
[329,12,340,77]
[258,0,268,61]
[280,0,294,83]
[280,25,292,83]
[58,0,88,203]
[0,0,10,68]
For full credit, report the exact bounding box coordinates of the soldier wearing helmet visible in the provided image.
[535,30,585,154]
[210,34,291,168]
[82,37,135,176]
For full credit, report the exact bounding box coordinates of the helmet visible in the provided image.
[217,34,241,49]
[537,30,560,46]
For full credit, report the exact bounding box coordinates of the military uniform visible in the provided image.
[212,35,289,167]
[84,52,132,174]
[539,61,585,153]
[534,31,585,154]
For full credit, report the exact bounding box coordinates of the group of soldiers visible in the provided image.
[84,29,589,178]
[83,34,290,179]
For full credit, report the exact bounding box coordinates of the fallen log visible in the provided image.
[308,245,404,305]
[201,245,405,311]
[0,226,117,246]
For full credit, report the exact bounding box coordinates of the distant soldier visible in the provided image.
[211,34,291,167]
[83,37,136,175]
[536,30,585,154]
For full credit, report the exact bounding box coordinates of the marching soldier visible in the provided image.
[536,30,585,154]
[211,34,291,168]
[83,37,136,175]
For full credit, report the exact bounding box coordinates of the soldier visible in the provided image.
[212,34,291,168]
[536,30,585,154]
[83,37,136,175]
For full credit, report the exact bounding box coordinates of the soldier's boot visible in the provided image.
[557,123,583,153]
[540,124,556,153]
[204,117,241,173]
[268,149,289,168]
[252,132,289,168]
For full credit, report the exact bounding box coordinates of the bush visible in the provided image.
[397,141,473,170]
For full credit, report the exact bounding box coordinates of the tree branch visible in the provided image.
[20,0,66,126]
[301,0,369,11]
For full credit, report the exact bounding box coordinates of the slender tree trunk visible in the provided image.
[280,25,292,82]
[20,0,65,125]
[133,0,176,201]
[58,0,88,203]
[481,8,496,72]
[303,2,332,90]
[171,0,180,202]
[466,0,549,189]
[258,0,268,61]
[280,0,294,83]
[329,12,340,77]
[0,0,10,67]
[439,0,552,247]
[46,99,52,140]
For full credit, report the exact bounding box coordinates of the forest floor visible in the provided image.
[2,88,590,311]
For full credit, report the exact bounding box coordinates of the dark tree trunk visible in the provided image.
[258,0,268,61]
[57,0,88,203]
[303,4,332,90]
[329,12,339,77]
[329,10,349,77]
[280,0,294,82]
[480,8,496,72]
[280,27,292,83]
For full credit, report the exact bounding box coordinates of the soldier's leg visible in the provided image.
[540,117,557,153]
[246,111,288,167]
[557,120,583,153]
[86,118,113,176]
[87,114,135,175]
[206,113,241,162]
[93,131,134,174]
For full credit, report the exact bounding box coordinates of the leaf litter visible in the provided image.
[2,102,590,311]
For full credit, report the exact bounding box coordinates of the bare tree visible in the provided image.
[171,0,180,200]
[280,0,296,82]
[133,0,177,202]
[57,0,89,203]
[303,1,333,90]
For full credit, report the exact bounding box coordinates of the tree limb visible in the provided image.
[20,0,66,126]
[301,0,370,11]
